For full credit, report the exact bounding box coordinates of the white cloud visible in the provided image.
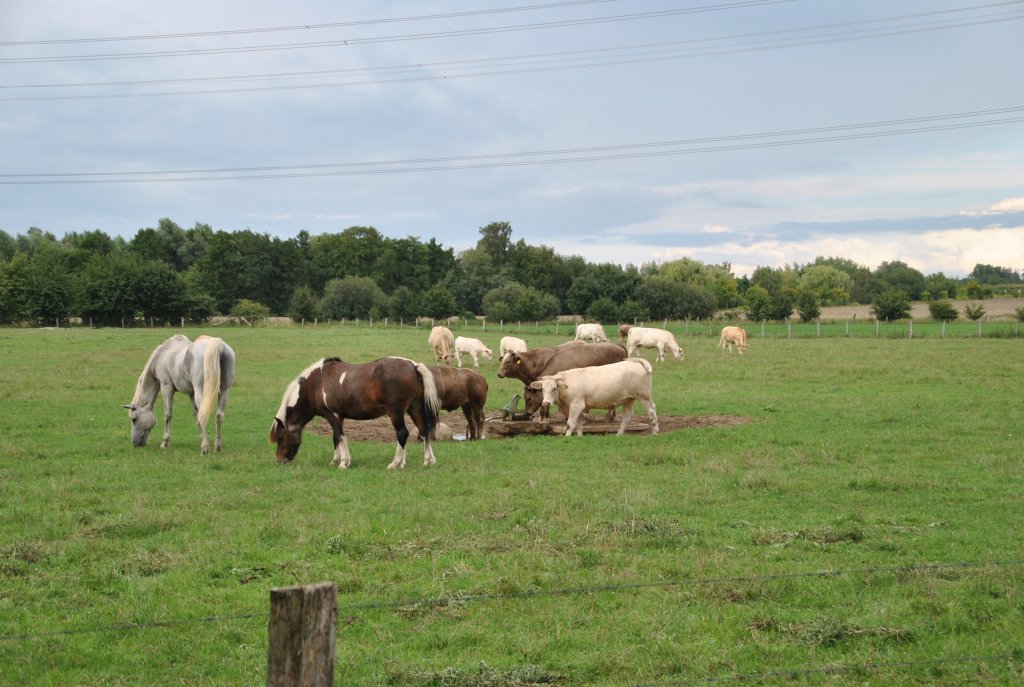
[702,223,733,234]
[987,197,1024,214]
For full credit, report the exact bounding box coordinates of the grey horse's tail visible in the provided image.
[197,338,224,425]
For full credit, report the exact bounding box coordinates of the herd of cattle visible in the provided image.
[126,323,748,468]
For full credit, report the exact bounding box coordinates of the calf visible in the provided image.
[626,326,683,362]
[719,326,749,354]
[454,336,493,367]
[429,366,488,439]
[498,336,527,362]
[574,323,609,343]
[428,326,455,367]
[530,358,659,436]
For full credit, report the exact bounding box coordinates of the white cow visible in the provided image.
[574,323,609,343]
[428,326,455,367]
[454,336,493,367]
[626,326,683,362]
[719,326,749,354]
[498,336,527,362]
[529,358,659,436]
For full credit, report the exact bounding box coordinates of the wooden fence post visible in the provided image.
[268,581,338,687]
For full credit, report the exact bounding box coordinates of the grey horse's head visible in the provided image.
[122,403,157,447]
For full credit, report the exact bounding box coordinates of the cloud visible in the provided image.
[986,197,1024,214]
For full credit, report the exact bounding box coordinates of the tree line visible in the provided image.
[0,219,1018,327]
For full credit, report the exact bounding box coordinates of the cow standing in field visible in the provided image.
[719,326,749,354]
[530,358,659,436]
[429,366,488,439]
[428,326,455,367]
[618,324,633,344]
[498,336,527,362]
[626,326,683,362]
[454,336,492,367]
[574,323,609,343]
[498,342,626,418]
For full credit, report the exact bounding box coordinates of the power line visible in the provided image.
[5,2,1020,91]
[3,10,1021,102]
[1,106,1020,184]
[0,1,795,64]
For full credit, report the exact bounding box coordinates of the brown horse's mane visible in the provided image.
[323,356,343,364]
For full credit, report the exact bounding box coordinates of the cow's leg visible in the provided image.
[472,353,479,368]
[567,401,586,436]
[160,385,175,448]
[643,397,659,435]
[617,400,635,435]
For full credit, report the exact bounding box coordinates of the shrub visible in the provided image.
[963,302,986,321]
[927,300,958,322]
[871,289,911,321]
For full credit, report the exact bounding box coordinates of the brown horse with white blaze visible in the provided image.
[270,356,440,470]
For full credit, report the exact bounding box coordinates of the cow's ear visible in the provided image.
[556,380,568,390]
[528,381,543,389]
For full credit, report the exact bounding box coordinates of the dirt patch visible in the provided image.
[819,297,1024,321]
[307,410,750,441]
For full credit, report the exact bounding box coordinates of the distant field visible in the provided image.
[819,296,1024,321]
[1,326,1022,686]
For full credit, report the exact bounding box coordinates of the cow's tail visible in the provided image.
[632,358,654,376]
[197,338,224,425]
[414,361,441,435]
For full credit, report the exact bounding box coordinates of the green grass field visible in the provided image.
[1,325,1022,685]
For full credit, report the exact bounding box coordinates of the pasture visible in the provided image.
[1,325,1022,686]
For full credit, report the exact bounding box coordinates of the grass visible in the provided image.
[0,324,1022,685]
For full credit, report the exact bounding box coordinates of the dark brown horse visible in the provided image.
[270,357,440,469]
[429,366,488,440]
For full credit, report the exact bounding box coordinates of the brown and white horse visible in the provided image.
[123,334,235,453]
[270,357,441,469]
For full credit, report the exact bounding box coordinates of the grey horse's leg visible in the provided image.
[160,384,175,448]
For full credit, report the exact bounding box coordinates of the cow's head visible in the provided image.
[528,377,565,409]
[497,352,524,378]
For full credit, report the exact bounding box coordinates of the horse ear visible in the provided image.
[269,418,282,443]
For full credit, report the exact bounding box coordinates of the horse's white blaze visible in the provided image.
[276,359,324,422]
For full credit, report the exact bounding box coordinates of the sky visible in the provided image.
[2,0,1023,278]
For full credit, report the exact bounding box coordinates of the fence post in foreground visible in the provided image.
[268,581,337,687]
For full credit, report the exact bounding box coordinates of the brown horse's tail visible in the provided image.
[197,338,224,425]
[414,362,441,435]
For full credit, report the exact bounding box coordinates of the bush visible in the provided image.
[928,300,958,322]
[230,298,270,323]
[1016,306,1024,323]
[871,289,911,321]
[963,302,986,321]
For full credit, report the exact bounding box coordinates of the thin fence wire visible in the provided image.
[3,559,1020,643]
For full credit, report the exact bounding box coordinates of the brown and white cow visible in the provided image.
[497,342,626,418]
[429,366,488,439]
[530,358,659,436]
[718,326,749,354]
[454,336,492,367]
[626,326,683,362]
[428,326,455,367]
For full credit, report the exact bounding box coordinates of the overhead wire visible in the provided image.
[1,106,1020,184]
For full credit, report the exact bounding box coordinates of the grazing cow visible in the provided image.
[626,326,683,362]
[430,366,488,439]
[454,336,493,367]
[498,342,626,418]
[618,323,634,344]
[428,326,455,367]
[719,326,749,354]
[574,323,609,343]
[498,336,527,362]
[530,358,659,436]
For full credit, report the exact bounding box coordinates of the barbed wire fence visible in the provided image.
[3,559,1021,684]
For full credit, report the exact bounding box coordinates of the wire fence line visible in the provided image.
[3,558,1020,643]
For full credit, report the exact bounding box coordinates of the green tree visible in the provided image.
[389,285,420,323]
[924,272,958,300]
[744,285,772,321]
[795,290,821,323]
[871,289,912,321]
[231,299,270,324]
[421,284,458,319]
[962,303,986,321]
[288,284,319,323]
[635,276,687,319]
[799,265,852,305]
[319,276,389,320]
[586,297,621,323]
[0,253,33,323]
[874,261,926,300]
[962,280,993,299]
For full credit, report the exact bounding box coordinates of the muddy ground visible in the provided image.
[308,410,751,441]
